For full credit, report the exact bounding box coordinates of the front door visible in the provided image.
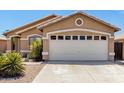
[114,42,123,60]
[11,37,20,52]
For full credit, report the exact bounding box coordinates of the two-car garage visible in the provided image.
[49,35,108,60]
[39,12,119,61]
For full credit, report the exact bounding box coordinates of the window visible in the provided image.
[80,36,85,40]
[58,36,63,40]
[94,36,99,40]
[101,36,106,40]
[29,36,41,46]
[72,36,78,40]
[87,36,92,40]
[51,36,56,40]
[65,36,71,40]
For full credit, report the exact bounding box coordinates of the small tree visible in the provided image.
[29,39,43,61]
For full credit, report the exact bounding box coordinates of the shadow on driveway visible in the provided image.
[43,60,117,65]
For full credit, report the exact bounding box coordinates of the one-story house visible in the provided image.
[3,11,120,61]
[0,36,7,53]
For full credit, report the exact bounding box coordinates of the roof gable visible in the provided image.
[4,14,59,36]
[38,11,120,32]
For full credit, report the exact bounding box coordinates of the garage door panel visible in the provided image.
[49,37,108,60]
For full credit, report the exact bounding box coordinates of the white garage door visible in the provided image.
[49,35,108,60]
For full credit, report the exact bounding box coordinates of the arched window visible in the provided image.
[29,35,42,46]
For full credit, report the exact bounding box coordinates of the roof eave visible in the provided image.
[3,14,59,36]
[38,11,120,32]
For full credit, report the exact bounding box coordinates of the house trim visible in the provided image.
[42,52,49,55]
[75,18,84,26]
[15,16,61,34]
[27,34,42,38]
[7,34,42,40]
[9,35,20,38]
[43,28,112,39]
[109,52,115,56]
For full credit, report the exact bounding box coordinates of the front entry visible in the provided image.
[114,42,123,60]
[11,37,20,52]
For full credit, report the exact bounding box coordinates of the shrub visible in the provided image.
[0,52,25,77]
[0,55,6,75]
[0,51,3,56]
[29,39,43,61]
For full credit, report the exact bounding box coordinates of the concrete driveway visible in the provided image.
[33,61,124,83]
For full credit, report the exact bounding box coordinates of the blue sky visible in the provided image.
[0,10,124,36]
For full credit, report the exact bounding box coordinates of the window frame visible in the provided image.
[80,36,85,40]
[50,36,56,40]
[72,36,78,40]
[101,36,107,40]
[65,36,71,40]
[94,36,99,40]
[58,36,64,40]
[87,36,92,40]
[29,35,42,46]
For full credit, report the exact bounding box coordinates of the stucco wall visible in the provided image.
[43,39,49,60]
[108,38,114,60]
[20,40,29,51]
[20,28,42,38]
[43,14,115,37]
[0,40,7,53]
[6,40,11,51]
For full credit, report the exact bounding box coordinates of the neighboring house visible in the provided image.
[114,34,124,60]
[3,11,120,61]
[0,36,7,53]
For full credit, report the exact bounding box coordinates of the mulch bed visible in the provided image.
[0,63,45,83]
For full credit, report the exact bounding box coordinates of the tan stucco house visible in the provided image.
[3,11,120,61]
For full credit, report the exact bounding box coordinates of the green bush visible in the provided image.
[0,51,3,56]
[0,52,25,77]
[0,55,6,75]
[29,39,43,61]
